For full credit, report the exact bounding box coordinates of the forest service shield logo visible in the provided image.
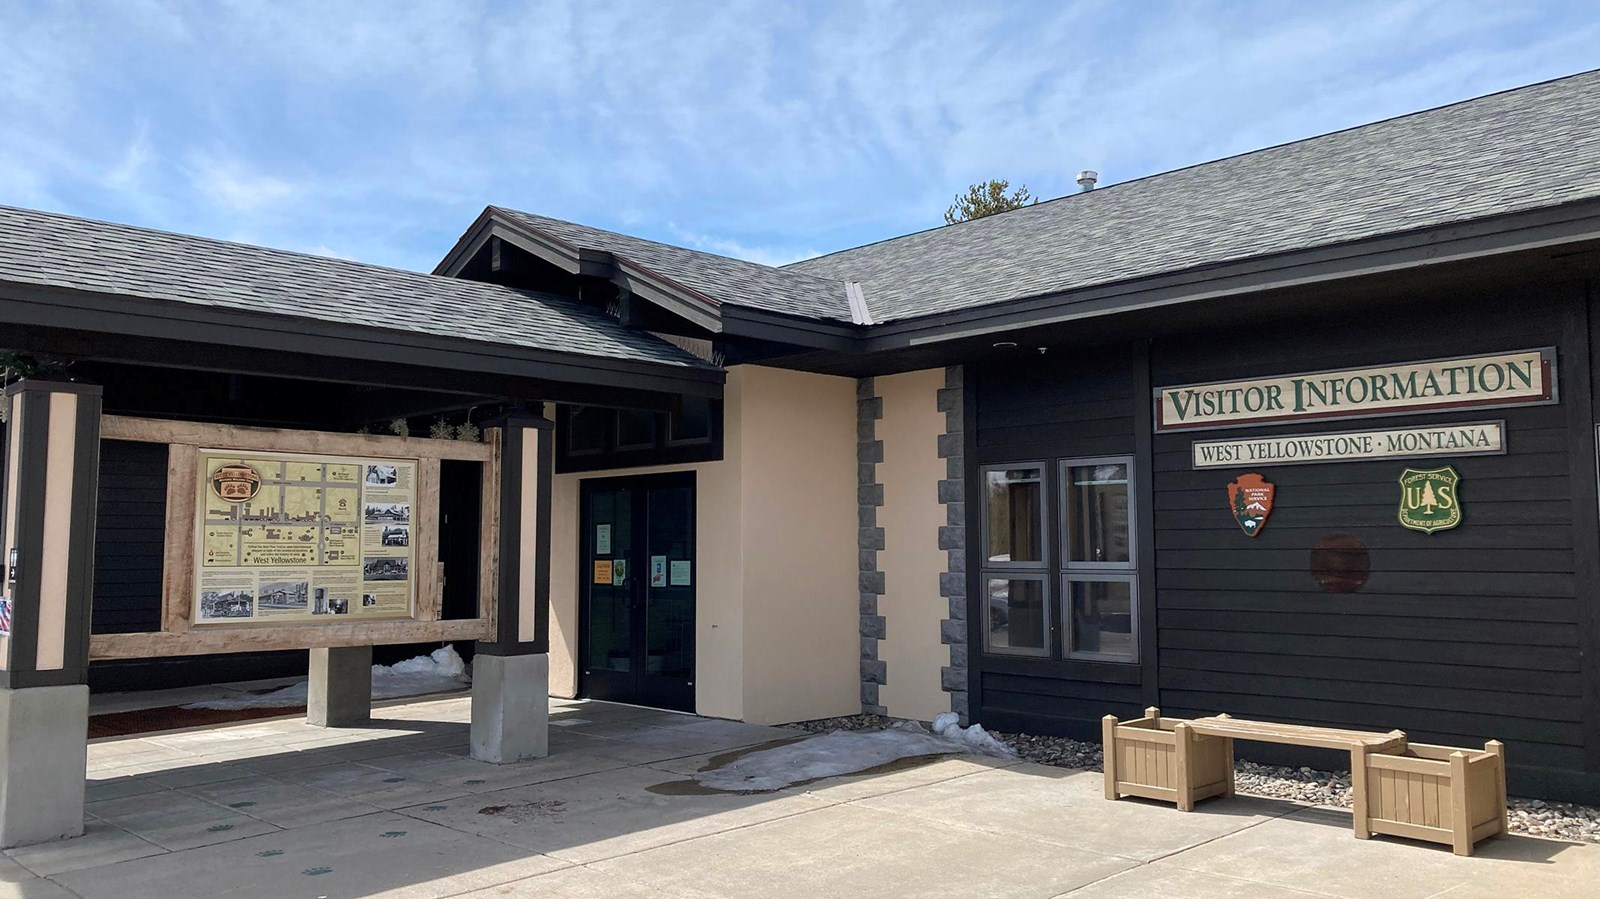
[1226,473,1275,537]
[1398,466,1461,534]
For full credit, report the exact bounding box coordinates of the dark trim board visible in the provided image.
[0,281,724,402]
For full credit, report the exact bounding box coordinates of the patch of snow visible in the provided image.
[182,646,471,710]
[696,719,1017,793]
[932,711,1016,757]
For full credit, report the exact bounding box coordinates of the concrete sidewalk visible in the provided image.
[3,696,1594,898]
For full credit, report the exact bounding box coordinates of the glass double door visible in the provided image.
[579,472,696,711]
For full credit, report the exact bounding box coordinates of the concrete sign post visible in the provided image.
[0,380,103,848]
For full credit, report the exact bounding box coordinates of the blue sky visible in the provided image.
[2,1,1598,272]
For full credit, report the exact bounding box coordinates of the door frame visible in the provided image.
[576,470,697,711]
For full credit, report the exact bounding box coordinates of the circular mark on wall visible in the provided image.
[1311,534,1370,593]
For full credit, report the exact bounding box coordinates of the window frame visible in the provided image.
[1059,456,1137,571]
[1058,454,1140,664]
[664,396,718,448]
[1061,571,1140,664]
[979,460,1051,657]
[979,461,1051,571]
[563,405,609,458]
[981,572,1052,658]
[613,409,660,452]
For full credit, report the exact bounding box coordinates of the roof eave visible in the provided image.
[0,279,725,402]
[862,196,1600,351]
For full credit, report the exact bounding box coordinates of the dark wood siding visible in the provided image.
[1149,289,1591,782]
[92,439,167,634]
[966,281,1600,800]
[970,347,1145,733]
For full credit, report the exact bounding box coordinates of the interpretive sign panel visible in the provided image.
[194,450,416,624]
[1191,421,1505,469]
[1156,349,1555,432]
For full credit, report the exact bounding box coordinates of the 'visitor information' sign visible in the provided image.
[1156,349,1555,432]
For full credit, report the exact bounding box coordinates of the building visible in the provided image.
[3,70,1600,835]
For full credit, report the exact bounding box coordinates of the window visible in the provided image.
[668,395,714,445]
[980,463,1047,656]
[616,409,658,450]
[983,465,1045,565]
[1063,461,1132,566]
[985,575,1049,657]
[1061,457,1138,663]
[566,406,607,456]
[1064,576,1136,661]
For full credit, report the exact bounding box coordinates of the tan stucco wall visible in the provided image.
[735,366,860,725]
[875,368,951,722]
[546,365,857,724]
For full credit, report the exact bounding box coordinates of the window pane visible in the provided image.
[617,409,659,449]
[670,395,713,443]
[985,577,1047,654]
[1069,579,1135,660]
[1065,463,1131,564]
[567,406,606,455]
[985,467,1043,564]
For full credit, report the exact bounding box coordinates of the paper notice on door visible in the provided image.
[594,560,613,585]
[612,559,627,586]
[669,560,692,587]
[596,524,612,555]
[650,556,667,587]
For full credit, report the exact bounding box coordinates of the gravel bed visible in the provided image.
[787,717,1600,845]
[787,714,893,734]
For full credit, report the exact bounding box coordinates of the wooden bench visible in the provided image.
[1102,708,1507,856]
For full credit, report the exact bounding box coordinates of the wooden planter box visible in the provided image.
[1103,707,1233,811]
[1354,741,1508,856]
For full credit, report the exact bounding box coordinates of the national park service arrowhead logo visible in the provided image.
[1227,473,1275,537]
[1398,465,1461,534]
[209,462,262,504]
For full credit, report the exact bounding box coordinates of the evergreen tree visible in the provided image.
[944,179,1038,224]
[1419,480,1437,513]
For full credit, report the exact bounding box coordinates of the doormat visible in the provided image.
[88,704,306,738]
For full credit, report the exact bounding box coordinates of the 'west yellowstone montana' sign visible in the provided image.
[1155,349,1556,432]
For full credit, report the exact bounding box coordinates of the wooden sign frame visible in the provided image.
[88,416,501,660]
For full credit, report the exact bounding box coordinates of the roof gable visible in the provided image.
[479,207,858,324]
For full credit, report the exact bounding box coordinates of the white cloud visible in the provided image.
[0,0,1597,272]
[186,153,296,213]
[105,122,155,191]
[665,223,820,267]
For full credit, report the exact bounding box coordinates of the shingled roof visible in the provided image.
[0,204,716,370]
[783,69,1600,322]
[492,208,855,322]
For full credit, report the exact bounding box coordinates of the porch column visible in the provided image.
[471,411,553,763]
[0,380,102,848]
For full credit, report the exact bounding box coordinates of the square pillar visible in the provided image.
[0,380,102,848]
[471,653,548,763]
[471,412,552,764]
[307,645,372,727]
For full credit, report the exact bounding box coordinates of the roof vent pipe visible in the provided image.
[1076,170,1098,192]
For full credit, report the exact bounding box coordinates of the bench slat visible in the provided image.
[1187,716,1406,752]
